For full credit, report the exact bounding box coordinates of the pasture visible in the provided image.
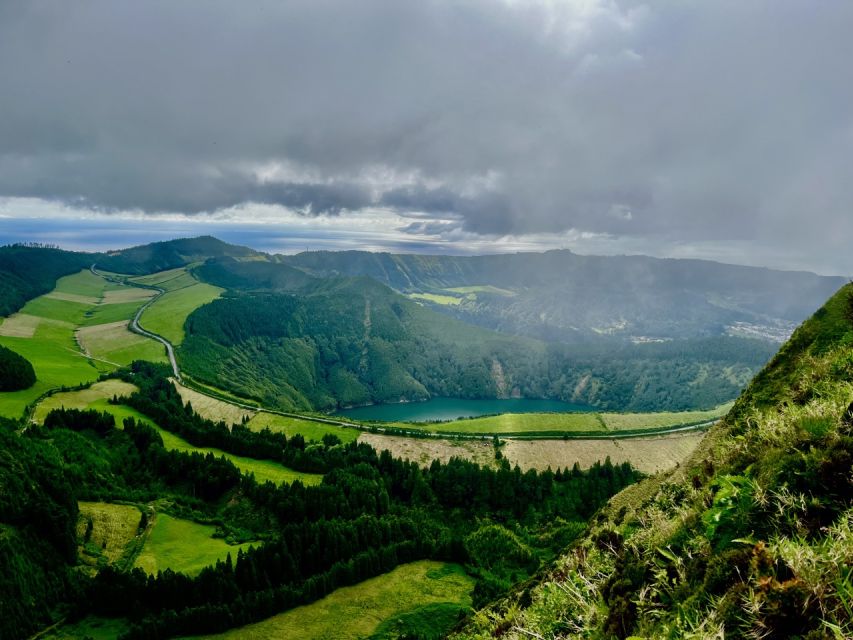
[77,320,167,366]
[407,292,462,305]
[195,561,474,640]
[359,430,705,474]
[32,379,139,423]
[416,411,605,435]
[134,513,254,577]
[174,380,256,425]
[40,616,129,640]
[77,501,143,567]
[248,411,360,444]
[601,403,731,430]
[136,271,223,345]
[0,271,166,417]
[445,284,516,297]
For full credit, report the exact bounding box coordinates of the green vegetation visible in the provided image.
[77,501,144,570]
[77,321,168,366]
[0,344,35,390]
[408,411,604,435]
[408,291,462,305]
[96,236,258,275]
[40,616,130,640]
[197,561,474,640]
[445,284,516,296]
[136,270,223,345]
[33,380,140,422]
[453,284,853,639]
[247,411,360,444]
[601,402,731,431]
[134,513,254,576]
[181,258,773,413]
[0,244,91,317]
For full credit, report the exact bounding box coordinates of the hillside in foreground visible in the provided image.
[452,284,853,639]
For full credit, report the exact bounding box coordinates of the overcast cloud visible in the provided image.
[0,1,851,273]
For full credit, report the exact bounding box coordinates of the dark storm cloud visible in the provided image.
[1,0,852,265]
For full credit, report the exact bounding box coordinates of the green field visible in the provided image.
[136,269,223,345]
[77,321,168,366]
[130,267,198,290]
[77,501,143,568]
[195,561,474,640]
[600,403,731,430]
[33,381,321,486]
[407,292,462,306]
[399,411,605,434]
[444,285,516,297]
[0,271,166,417]
[134,513,255,576]
[248,412,360,444]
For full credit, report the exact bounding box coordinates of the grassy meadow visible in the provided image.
[0,271,165,417]
[248,411,361,444]
[412,411,605,435]
[134,513,254,577]
[77,501,143,568]
[173,380,256,425]
[194,561,474,640]
[600,402,731,430]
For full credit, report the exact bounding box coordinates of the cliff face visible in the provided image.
[452,284,853,639]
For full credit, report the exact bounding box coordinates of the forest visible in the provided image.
[0,345,35,390]
[0,361,638,639]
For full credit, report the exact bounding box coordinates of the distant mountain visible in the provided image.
[282,250,845,343]
[96,236,259,275]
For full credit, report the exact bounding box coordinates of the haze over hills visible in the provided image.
[282,249,846,344]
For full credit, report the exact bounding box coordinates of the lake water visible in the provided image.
[334,397,595,423]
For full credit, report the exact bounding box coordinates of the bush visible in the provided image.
[0,345,36,391]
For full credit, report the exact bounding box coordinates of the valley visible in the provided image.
[0,237,846,640]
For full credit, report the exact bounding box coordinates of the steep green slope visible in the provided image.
[181,260,774,412]
[453,284,853,639]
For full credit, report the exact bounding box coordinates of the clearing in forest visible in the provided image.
[77,320,167,366]
[196,561,475,640]
[134,513,254,577]
[173,380,256,425]
[77,501,143,568]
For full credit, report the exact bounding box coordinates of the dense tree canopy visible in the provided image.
[0,345,36,391]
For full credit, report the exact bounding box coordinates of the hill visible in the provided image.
[452,283,853,639]
[180,259,775,412]
[282,249,844,344]
[0,244,93,316]
[96,236,259,275]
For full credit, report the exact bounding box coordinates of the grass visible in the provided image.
[407,292,462,306]
[130,268,198,291]
[134,513,255,576]
[40,616,129,640]
[77,501,143,567]
[412,411,605,435]
[77,321,168,366]
[0,271,165,417]
[136,270,223,344]
[32,379,139,422]
[33,381,321,486]
[173,380,256,425]
[248,412,360,444]
[194,561,475,640]
[601,402,731,431]
[81,300,150,326]
[445,285,516,297]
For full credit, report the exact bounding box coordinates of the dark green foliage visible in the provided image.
[0,345,36,390]
[0,244,92,316]
[180,268,774,412]
[96,236,258,275]
[0,427,80,639]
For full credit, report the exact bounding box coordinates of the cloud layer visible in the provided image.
[1,1,851,271]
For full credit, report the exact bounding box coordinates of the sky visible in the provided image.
[0,1,851,275]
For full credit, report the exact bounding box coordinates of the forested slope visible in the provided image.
[0,244,92,316]
[96,236,258,275]
[181,260,775,412]
[453,284,853,639]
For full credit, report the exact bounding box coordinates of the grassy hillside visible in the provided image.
[453,284,853,639]
[96,236,258,275]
